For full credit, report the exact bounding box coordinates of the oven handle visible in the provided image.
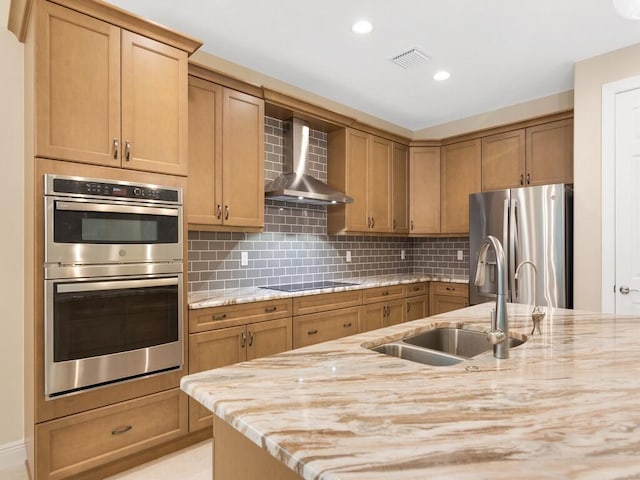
[55,201,179,217]
[56,277,179,294]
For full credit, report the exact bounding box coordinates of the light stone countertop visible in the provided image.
[181,302,640,479]
[188,274,468,309]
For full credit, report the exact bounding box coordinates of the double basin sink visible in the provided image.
[371,327,526,366]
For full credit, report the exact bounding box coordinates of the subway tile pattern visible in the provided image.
[187,116,469,292]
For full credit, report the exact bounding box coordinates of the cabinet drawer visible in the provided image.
[189,298,292,333]
[292,290,362,316]
[430,282,468,297]
[362,285,405,303]
[405,282,427,297]
[293,306,360,348]
[36,389,186,480]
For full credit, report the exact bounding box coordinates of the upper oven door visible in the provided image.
[45,196,183,266]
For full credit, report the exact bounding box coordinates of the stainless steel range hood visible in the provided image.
[264,118,353,205]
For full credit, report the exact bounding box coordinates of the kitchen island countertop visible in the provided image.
[181,302,640,479]
[188,273,468,309]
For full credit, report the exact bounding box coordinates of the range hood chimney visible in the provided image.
[264,118,353,205]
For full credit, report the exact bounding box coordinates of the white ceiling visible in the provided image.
[110,0,640,131]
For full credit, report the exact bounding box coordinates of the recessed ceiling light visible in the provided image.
[352,20,373,35]
[433,70,451,81]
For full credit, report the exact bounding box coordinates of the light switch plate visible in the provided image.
[241,251,248,266]
[457,250,463,261]
[346,251,352,263]
[401,250,405,260]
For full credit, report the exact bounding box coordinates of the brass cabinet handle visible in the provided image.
[446,286,455,291]
[343,322,352,328]
[240,331,246,347]
[371,217,375,228]
[307,329,318,335]
[225,205,230,220]
[113,138,119,160]
[527,173,531,185]
[216,204,222,220]
[264,306,277,313]
[248,331,254,347]
[111,425,132,435]
[520,174,524,186]
[212,313,227,321]
[381,291,389,296]
[410,220,414,231]
[125,140,131,161]
[413,286,420,291]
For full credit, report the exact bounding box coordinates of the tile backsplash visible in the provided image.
[187,117,469,292]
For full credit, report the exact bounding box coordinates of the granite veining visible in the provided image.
[181,303,640,479]
[188,274,468,309]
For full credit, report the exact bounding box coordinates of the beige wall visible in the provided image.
[0,0,25,446]
[573,42,640,311]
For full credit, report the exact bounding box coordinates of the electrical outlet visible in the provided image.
[457,250,463,261]
[241,251,248,266]
[401,249,405,260]
[346,251,352,263]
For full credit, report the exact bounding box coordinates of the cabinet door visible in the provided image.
[384,299,406,327]
[360,303,385,333]
[222,89,265,227]
[368,136,393,232]
[525,118,573,186]
[345,129,370,232]
[409,147,440,234]
[35,1,121,166]
[441,139,481,234]
[121,30,188,175]
[187,76,223,226]
[481,130,525,191]
[392,143,410,233]
[247,318,292,361]
[406,296,427,321]
[188,326,246,431]
[293,307,360,349]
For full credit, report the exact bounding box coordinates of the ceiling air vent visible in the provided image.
[390,48,430,69]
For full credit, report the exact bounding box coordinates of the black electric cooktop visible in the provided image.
[260,280,358,292]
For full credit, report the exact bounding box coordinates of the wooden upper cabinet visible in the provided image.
[525,118,573,186]
[187,76,222,226]
[441,139,481,234]
[120,31,188,175]
[35,2,120,166]
[481,129,526,191]
[368,136,393,232]
[392,143,410,233]
[35,1,189,175]
[327,128,395,234]
[221,89,265,228]
[409,146,441,234]
[187,77,264,229]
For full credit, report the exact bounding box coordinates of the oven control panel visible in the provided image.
[46,175,181,203]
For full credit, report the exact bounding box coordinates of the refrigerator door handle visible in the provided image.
[510,199,519,301]
[502,198,509,259]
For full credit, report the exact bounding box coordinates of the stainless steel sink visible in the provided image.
[370,327,526,366]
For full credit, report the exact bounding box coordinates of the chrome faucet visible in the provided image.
[515,260,545,335]
[474,235,509,359]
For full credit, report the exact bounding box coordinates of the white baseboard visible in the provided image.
[0,439,26,468]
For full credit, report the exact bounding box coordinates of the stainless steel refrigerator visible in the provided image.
[469,183,573,308]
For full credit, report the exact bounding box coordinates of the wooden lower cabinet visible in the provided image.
[361,299,406,332]
[429,282,469,315]
[406,295,427,321]
[293,306,360,348]
[35,389,187,480]
[188,318,292,431]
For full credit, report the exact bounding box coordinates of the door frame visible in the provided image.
[601,74,640,313]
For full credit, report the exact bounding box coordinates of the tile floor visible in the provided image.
[0,441,212,480]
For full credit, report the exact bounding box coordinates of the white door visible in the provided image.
[615,88,640,314]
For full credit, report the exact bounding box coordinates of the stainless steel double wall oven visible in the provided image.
[44,174,184,398]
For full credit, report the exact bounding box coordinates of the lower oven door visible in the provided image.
[45,273,183,398]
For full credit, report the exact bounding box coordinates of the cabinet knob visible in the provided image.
[410,220,414,231]
[527,173,531,185]
[212,313,227,321]
[264,306,277,313]
[393,219,397,230]
[113,138,119,160]
[343,322,352,328]
[371,217,375,228]
[125,140,131,161]
[225,205,230,220]
[216,204,222,220]
[248,331,254,347]
[307,329,318,335]
[240,331,246,347]
[520,174,524,186]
